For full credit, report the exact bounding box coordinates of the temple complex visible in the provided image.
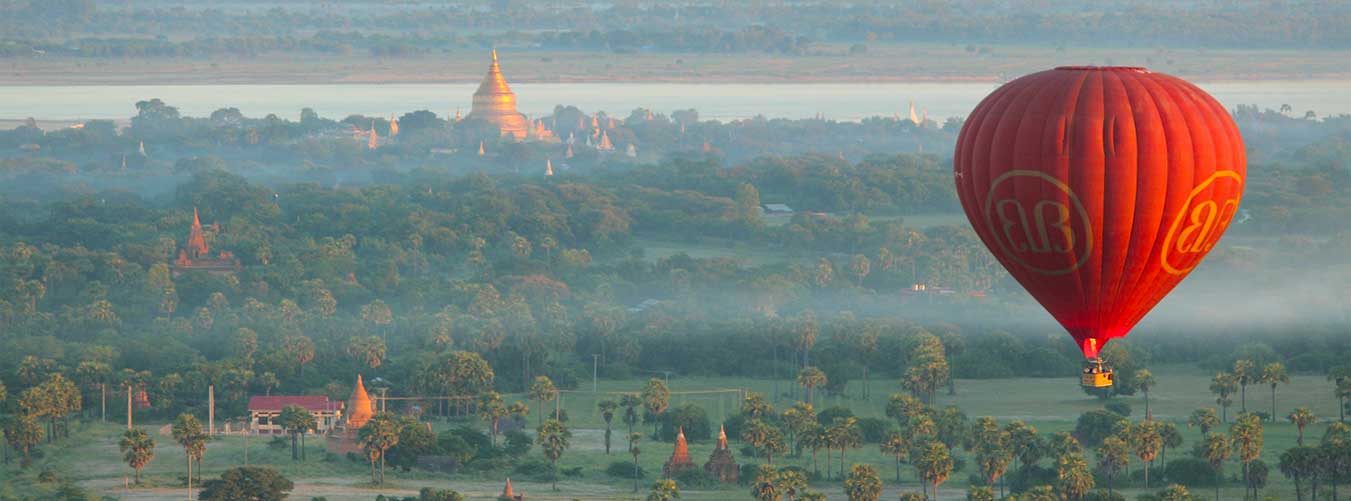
[326,374,377,455]
[172,208,240,277]
[468,50,530,140]
[703,425,739,483]
[663,427,696,478]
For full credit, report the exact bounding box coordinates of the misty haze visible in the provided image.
[1,2,1349,501]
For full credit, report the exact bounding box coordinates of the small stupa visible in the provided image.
[327,374,376,455]
[545,159,554,177]
[663,427,696,478]
[499,477,522,501]
[703,424,738,483]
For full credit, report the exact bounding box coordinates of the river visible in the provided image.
[2,80,1347,123]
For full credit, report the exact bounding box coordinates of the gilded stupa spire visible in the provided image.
[468,49,528,140]
[347,374,374,428]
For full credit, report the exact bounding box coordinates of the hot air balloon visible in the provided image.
[953,66,1245,387]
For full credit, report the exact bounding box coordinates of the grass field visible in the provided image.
[2,365,1344,500]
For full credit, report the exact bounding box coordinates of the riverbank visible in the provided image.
[4,44,1349,86]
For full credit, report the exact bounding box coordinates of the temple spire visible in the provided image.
[545,158,554,176]
[186,207,209,258]
[717,424,729,450]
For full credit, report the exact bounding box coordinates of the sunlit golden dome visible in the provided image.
[468,50,529,140]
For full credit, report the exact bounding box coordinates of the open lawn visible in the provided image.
[2,365,1344,500]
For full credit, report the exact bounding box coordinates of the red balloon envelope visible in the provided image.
[953,66,1246,359]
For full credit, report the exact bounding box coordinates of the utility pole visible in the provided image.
[101,383,106,422]
[126,385,133,430]
[208,385,215,435]
[592,354,599,393]
[379,388,388,412]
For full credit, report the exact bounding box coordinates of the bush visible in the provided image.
[674,467,719,489]
[1104,401,1131,417]
[418,489,465,501]
[738,463,760,485]
[856,417,893,443]
[512,457,557,481]
[561,466,584,477]
[1007,465,1057,494]
[1083,490,1125,501]
[267,436,289,450]
[817,406,854,425]
[503,430,532,457]
[1163,458,1218,487]
[659,403,712,442]
[607,460,646,479]
[1072,410,1128,448]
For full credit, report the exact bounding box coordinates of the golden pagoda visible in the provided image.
[468,50,529,140]
[597,130,614,151]
[545,159,554,176]
[346,374,374,429]
[367,123,379,149]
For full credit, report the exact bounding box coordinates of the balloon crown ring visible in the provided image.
[1054,66,1150,73]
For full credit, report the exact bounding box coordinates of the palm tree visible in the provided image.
[357,413,400,485]
[646,479,679,501]
[1210,373,1238,423]
[1229,414,1264,499]
[598,399,618,454]
[1233,360,1258,414]
[119,428,155,484]
[1280,445,1321,501]
[528,376,558,426]
[1288,407,1318,446]
[751,465,781,501]
[915,441,954,499]
[843,464,883,501]
[1056,452,1095,501]
[1135,369,1157,419]
[536,418,571,491]
[778,469,807,501]
[743,419,786,464]
[1189,408,1221,435]
[880,432,909,482]
[1261,363,1289,422]
[1160,421,1184,464]
[1130,421,1163,489]
[1097,436,1130,494]
[620,394,642,439]
[1200,433,1231,501]
[171,413,205,498]
[479,392,507,446]
[277,405,315,461]
[829,417,861,479]
[796,367,827,406]
[628,432,643,493]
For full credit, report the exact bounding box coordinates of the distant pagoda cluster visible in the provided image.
[660,425,737,483]
[172,208,240,276]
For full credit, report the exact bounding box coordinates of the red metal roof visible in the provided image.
[247,395,342,413]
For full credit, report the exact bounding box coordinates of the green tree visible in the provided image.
[828,417,862,479]
[1200,433,1231,501]
[171,413,207,494]
[880,431,909,482]
[1288,407,1317,446]
[537,418,571,491]
[480,391,508,446]
[528,375,558,426]
[905,333,949,404]
[647,479,680,501]
[642,378,671,435]
[1210,373,1238,423]
[743,419,787,464]
[1229,413,1264,499]
[1056,452,1094,501]
[1005,420,1044,471]
[628,432,643,493]
[916,441,954,500]
[3,414,44,466]
[777,468,808,501]
[1156,484,1194,501]
[1189,408,1221,435]
[966,486,995,501]
[1135,369,1156,419]
[277,405,316,461]
[797,367,827,406]
[781,402,817,457]
[1260,362,1289,422]
[1096,436,1130,494]
[357,412,401,485]
[119,427,156,484]
[199,466,293,501]
[843,463,883,501]
[1279,446,1322,501]
[621,394,642,449]
[599,399,618,454]
[751,464,781,501]
[1129,420,1164,489]
[1233,360,1256,414]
